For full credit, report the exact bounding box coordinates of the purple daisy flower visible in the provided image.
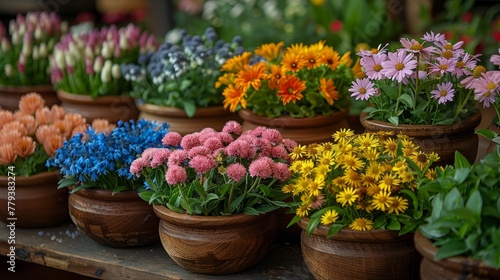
[431,82,455,104]
[380,50,417,83]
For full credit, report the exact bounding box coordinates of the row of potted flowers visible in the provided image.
[1,92,499,278]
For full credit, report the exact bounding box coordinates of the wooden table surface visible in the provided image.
[0,221,313,279]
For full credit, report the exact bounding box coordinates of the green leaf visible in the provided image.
[307,216,321,235]
[138,190,154,203]
[57,178,78,189]
[183,101,197,117]
[435,240,469,260]
[465,190,483,216]
[443,187,463,211]
[476,128,498,141]
[229,193,245,212]
[243,207,261,215]
[326,223,345,238]
[387,219,401,231]
[454,151,471,169]
[453,168,471,184]
[398,93,414,108]
[388,116,399,126]
[112,185,131,194]
[380,85,399,99]
[179,80,193,91]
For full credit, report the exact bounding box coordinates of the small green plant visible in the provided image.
[418,151,500,269]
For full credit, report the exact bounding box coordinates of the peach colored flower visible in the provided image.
[64,113,87,128]
[49,105,65,121]
[53,120,74,138]
[43,134,64,157]
[92,119,115,134]
[2,121,28,136]
[36,125,60,145]
[14,136,36,158]
[0,144,17,165]
[71,124,88,137]
[0,110,14,129]
[15,114,37,135]
[0,130,22,145]
[19,92,45,115]
[35,107,52,125]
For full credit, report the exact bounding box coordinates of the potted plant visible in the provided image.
[50,23,156,123]
[121,27,244,135]
[46,119,169,247]
[0,92,88,227]
[217,40,361,144]
[415,150,500,279]
[352,32,484,165]
[130,121,297,274]
[0,12,68,111]
[283,129,439,279]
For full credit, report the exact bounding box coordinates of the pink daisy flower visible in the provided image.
[226,139,253,159]
[282,138,298,152]
[429,57,456,76]
[203,137,224,151]
[349,78,377,101]
[262,128,283,144]
[431,82,455,104]
[380,50,417,83]
[400,38,435,59]
[165,165,188,185]
[218,132,235,144]
[222,121,242,135]
[271,162,291,181]
[248,156,273,179]
[187,146,210,158]
[189,154,217,174]
[490,50,500,67]
[198,128,218,143]
[453,53,480,78]
[162,132,182,146]
[473,72,500,108]
[226,163,247,181]
[361,53,387,80]
[270,145,288,159]
[421,31,445,43]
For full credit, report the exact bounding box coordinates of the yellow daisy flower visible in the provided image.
[371,190,392,211]
[365,162,384,180]
[332,128,354,142]
[355,133,380,150]
[410,151,430,170]
[342,169,362,188]
[378,173,401,192]
[387,196,409,215]
[290,144,307,160]
[349,218,373,231]
[309,176,325,197]
[336,187,359,207]
[382,138,398,158]
[320,209,339,225]
[296,204,311,217]
[341,153,364,171]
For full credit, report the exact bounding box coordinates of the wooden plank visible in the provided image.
[1,221,313,279]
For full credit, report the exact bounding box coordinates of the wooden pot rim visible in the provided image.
[57,89,134,104]
[137,103,230,118]
[69,187,142,202]
[360,111,482,136]
[0,84,55,94]
[153,204,273,228]
[414,231,500,277]
[298,217,413,242]
[238,109,349,129]
[0,170,61,187]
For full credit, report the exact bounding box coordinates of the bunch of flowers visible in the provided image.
[50,23,156,98]
[350,32,483,126]
[121,27,244,117]
[131,121,297,216]
[0,12,68,86]
[47,119,169,193]
[217,40,361,118]
[0,92,93,176]
[283,129,439,237]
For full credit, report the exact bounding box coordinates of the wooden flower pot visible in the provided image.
[153,204,277,274]
[0,84,59,112]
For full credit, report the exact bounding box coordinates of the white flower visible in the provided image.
[100,60,112,83]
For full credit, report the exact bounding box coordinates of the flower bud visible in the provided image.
[101,42,112,59]
[1,38,10,52]
[100,60,112,83]
[93,56,104,73]
[111,64,121,79]
[54,49,65,69]
[65,53,75,68]
[85,46,94,59]
[21,43,31,57]
[11,32,20,45]
[119,36,128,50]
[34,26,42,40]
[32,47,39,60]
[38,43,47,58]
[60,21,68,34]
[4,64,12,77]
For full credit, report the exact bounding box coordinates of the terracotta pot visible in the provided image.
[153,204,277,274]
[238,109,350,145]
[0,84,59,112]
[68,188,159,248]
[360,111,482,166]
[137,103,240,135]
[57,90,139,124]
[414,231,500,280]
[298,218,420,280]
[0,171,69,228]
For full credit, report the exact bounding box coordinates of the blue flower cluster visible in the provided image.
[120,27,245,114]
[47,119,169,191]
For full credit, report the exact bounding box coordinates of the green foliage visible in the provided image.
[419,150,500,269]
